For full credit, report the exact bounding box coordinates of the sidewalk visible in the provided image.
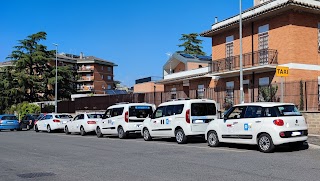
[308,134,320,146]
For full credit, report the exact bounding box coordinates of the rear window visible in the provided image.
[55,115,70,119]
[87,114,103,119]
[275,105,302,116]
[191,103,216,116]
[129,106,153,118]
[1,116,18,120]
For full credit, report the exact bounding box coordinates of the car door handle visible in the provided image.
[233,122,238,124]
[255,121,261,123]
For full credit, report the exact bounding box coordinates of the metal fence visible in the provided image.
[57,80,319,113]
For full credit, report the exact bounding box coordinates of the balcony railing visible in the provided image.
[77,85,94,92]
[77,67,94,72]
[77,76,94,82]
[209,49,278,73]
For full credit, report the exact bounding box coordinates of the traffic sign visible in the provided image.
[276,66,289,77]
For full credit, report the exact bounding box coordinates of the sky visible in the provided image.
[0,0,252,87]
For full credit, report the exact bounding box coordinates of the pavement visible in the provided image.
[1,131,320,181]
[308,134,320,147]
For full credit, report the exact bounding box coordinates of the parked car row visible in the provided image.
[1,99,308,153]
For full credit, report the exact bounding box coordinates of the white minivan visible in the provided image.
[95,103,156,138]
[205,102,308,153]
[142,99,219,144]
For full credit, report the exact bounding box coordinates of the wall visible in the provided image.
[187,62,209,70]
[302,112,320,134]
[134,82,164,93]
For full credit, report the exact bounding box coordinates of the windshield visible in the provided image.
[129,106,153,118]
[55,115,70,119]
[88,114,103,119]
[1,116,18,120]
[276,105,302,116]
[191,103,216,116]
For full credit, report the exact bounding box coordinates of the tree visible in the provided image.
[177,33,205,55]
[6,102,40,120]
[258,85,278,102]
[7,32,53,102]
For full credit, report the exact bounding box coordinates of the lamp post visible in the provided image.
[239,0,244,104]
[53,43,58,113]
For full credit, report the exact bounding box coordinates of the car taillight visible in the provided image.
[279,132,285,138]
[125,111,129,123]
[0,119,2,124]
[273,119,284,126]
[185,109,190,124]
[53,119,60,123]
[87,121,96,124]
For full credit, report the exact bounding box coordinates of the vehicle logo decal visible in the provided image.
[166,119,170,124]
[244,123,249,131]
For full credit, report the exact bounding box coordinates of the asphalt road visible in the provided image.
[1,130,320,181]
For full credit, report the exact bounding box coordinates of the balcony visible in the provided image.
[77,76,94,82]
[77,85,94,92]
[77,67,94,73]
[209,49,278,74]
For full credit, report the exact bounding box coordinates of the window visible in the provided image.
[154,106,166,118]
[171,88,177,99]
[226,35,234,70]
[275,105,302,116]
[112,108,124,117]
[55,115,70,119]
[191,103,216,116]
[225,81,234,106]
[129,106,153,118]
[107,66,112,72]
[104,109,112,118]
[264,107,277,117]
[107,85,112,89]
[87,114,103,119]
[244,106,263,118]
[258,77,270,101]
[44,115,53,120]
[164,104,184,116]
[1,116,17,120]
[108,75,112,80]
[226,106,246,119]
[259,77,269,86]
[258,24,269,65]
[197,84,205,99]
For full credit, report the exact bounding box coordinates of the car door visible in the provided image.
[220,106,246,142]
[69,115,79,132]
[237,106,264,144]
[75,114,85,132]
[100,109,114,134]
[41,115,53,130]
[149,106,166,136]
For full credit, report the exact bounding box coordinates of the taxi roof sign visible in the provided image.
[276,66,289,77]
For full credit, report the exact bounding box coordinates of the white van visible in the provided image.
[141,99,219,144]
[96,103,156,138]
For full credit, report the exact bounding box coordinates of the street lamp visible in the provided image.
[239,0,244,104]
[53,43,58,113]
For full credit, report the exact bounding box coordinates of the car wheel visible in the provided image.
[96,127,103,138]
[118,126,127,139]
[80,126,86,136]
[289,141,305,150]
[175,129,187,144]
[65,126,70,135]
[258,133,275,153]
[10,129,14,131]
[207,131,220,147]
[47,125,52,133]
[34,125,39,132]
[143,128,152,141]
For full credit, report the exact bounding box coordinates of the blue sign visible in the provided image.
[135,106,150,109]
[166,119,169,124]
[244,123,249,131]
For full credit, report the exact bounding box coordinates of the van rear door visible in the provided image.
[128,105,153,123]
[190,102,217,132]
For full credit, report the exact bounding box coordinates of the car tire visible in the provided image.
[47,125,52,133]
[289,141,305,150]
[258,133,275,153]
[96,127,103,138]
[143,128,152,141]
[175,129,187,144]
[207,131,220,147]
[118,126,127,139]
[65,126,70,135]
[80,126,86,136]
[34,125,39,132]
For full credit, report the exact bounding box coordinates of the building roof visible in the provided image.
[201,0,320,37]
[0,60,14,67]
[77,56,118,66]
[163,52,212,70]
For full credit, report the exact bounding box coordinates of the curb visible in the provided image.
[308,143,320,149]
[309,134,320,137]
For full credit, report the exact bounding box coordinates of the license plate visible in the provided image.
[194,120,204,123]
[291,131,301,136]
[7,121,13,123]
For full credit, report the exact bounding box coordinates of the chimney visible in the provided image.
[215,17,218,24]
[80,52,83,59]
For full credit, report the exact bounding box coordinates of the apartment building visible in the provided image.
[52,52,117,94]
[200,0,320,106]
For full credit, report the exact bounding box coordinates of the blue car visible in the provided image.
[0,114,20,131]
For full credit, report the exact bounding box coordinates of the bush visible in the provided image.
[6,102,40,120]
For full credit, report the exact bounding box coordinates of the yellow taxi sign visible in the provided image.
[276,66,289,77]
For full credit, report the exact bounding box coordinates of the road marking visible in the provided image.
[46,133,250,153]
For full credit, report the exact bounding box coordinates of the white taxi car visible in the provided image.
[96,103,155,138]
[142,99,219,144]
[34,113,72,133]
[205,102,308,153]
[65,113,103,136]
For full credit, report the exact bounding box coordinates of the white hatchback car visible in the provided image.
[34,113,72,133]
[205,102,308,153]
[142,99,219,144]
[65,113,103,136]
[96,103,156,138]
